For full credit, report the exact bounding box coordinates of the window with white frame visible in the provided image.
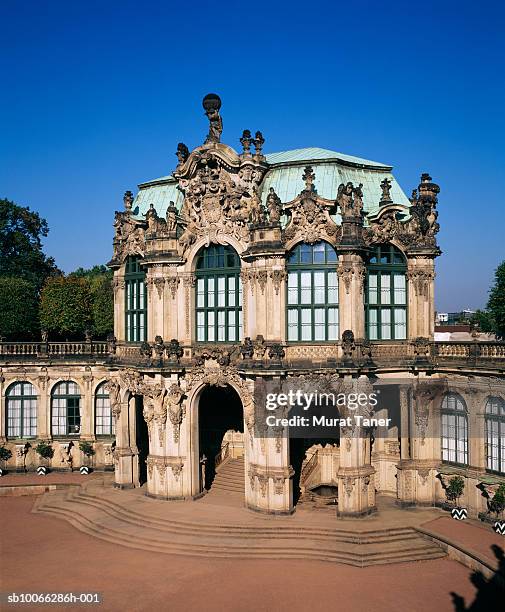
[125,256,147,343]
[485,396,505,474]
[51,381,81,436]
[366,244,407,340]
[195,244,242,342]
[6,382,37,438]
[286,241,339,342]
[441,393,468,465]
[95,382,115,436]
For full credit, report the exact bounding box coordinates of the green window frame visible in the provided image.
[95,382,115,436]
[195,244,242,343]
[485,396,505,474]
[51,381,81,437]
[6,381,37,438]
[286,242,339,342]
[366,244,407,340]
[125,256,147,343]
[441,393,468,466]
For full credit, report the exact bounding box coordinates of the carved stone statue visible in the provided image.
[240,337,255,360]
[176,143,189,165]
[380,178,393,203]
[203,93,223,144]
[266,187,282,224]
[145,204,158,234]
[240,130,252,154]
[123,190,134,212]
[337,182,355,217]
[166,202,177,232]
[248,187,263,224]
[254,131,265,155]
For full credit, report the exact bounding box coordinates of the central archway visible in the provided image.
[198,384,244,492]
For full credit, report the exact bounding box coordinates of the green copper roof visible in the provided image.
[265,147,391,169]
[133,147,410,219]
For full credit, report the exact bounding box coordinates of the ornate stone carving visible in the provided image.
[268,344,285,360]
[166,383,186,443]
[184,366,255,432]
[176,142,189,166]
[240,129,253,154]
[166,339,183,363]
[270,269,287,295]
[240,337,255,360]
[337,182,364,218]
[203,93,223,144]
[341,329,356,361]
[166,276,179,299]
[112,194,146,261]
[337,265,354,294]
[266,187,282,224]
[344,476,355,496]
[379,178,393,204]
[283,166,340,245]
[153,277,165,299]
[256,270,268,295]
[407,269,435,298]
[105,379,122,418]
[364,174,440,251]
[146,456,155,479]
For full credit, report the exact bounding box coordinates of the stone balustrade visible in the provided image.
[0,341,109,359]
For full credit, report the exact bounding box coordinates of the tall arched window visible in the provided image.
[6,382,37,438]
[485,396,505,474]
[195,244,242,342]
[125,256,147,343]
[366,244,407,340]
[95,382,115,436]
[287,242,338,342]
[441,393,468,465]
[51,381,81,436]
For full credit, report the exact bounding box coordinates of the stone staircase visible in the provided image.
[32,477,447,567]
[208,457,245,497]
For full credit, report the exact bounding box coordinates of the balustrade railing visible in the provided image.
[215,442,230,470]
[301,450,319,483]
[0,341,109,359]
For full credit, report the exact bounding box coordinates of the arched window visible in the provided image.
[366,244,407,340]
[287,242,338,342]
[485,396,505,474]
[195,244,242,342]
[441,393,468,465]
[51,381,81,436]
[125,256,147,343]
[95,382,115,436]
[6,382,37,438]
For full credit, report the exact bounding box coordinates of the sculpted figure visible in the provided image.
[266,187,282,223]
[337,182,354,216]
[166,202,177,232]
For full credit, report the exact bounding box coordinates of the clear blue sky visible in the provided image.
[1,0,504,311]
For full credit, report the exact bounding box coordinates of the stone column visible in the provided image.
[182,274,196,345]
[337,425,376,517]
[113,274,125,341]
[337,251,365,340]
[406,256,436,340]
[114,395,137,489]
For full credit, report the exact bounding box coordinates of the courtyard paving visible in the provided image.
[1,480,503,611]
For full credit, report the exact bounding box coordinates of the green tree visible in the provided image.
[69,265,114,338]
[39,277,93,338]
[89,274,114,337]
[0,277,39,339]
[473,261,505,340]
[0,198,60,288]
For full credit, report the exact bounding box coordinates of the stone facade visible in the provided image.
[1,95,504,520]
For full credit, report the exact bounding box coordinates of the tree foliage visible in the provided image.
[0,198,60,288]
[0,277,39,339]
[69,266,114,338]
[39,277,93,338]
[473,261,505,340]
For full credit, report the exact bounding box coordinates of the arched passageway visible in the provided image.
[198,385,244,491]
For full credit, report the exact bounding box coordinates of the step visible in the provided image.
[32,484,447,566]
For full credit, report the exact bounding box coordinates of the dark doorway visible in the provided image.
[289,436,339,505]
[199,385,243,490]
[135,395,149,485]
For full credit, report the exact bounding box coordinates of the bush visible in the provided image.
[446,475,465,506]
[489,484,505,518]
[0,446,13,462]
[35,442,54,460]
[79,441,95,457]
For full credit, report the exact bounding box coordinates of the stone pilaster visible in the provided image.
[337,252,365,339]
[406,256,436,340]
